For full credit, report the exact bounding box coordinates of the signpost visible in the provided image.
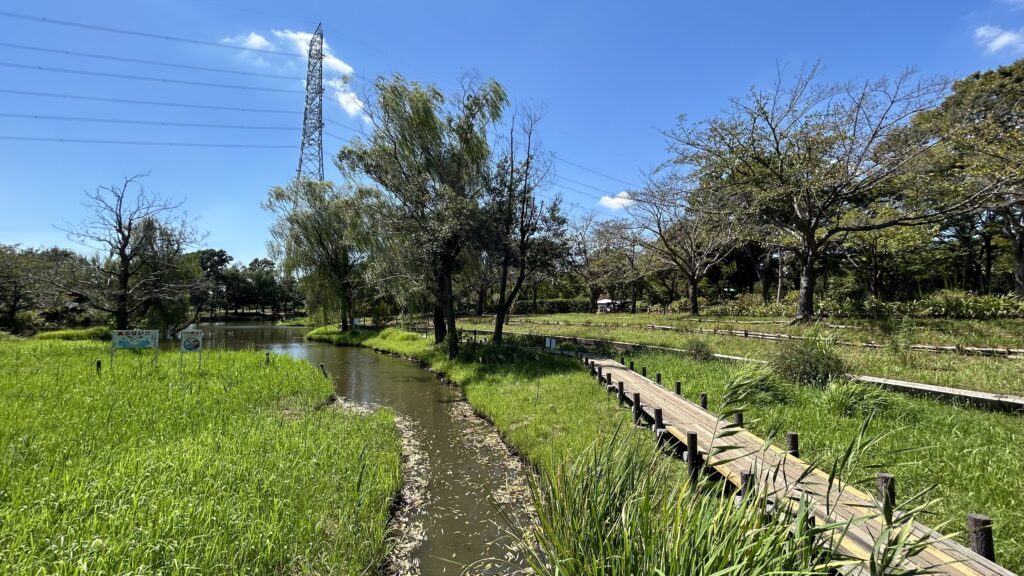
[110,329,160,366]
[178,329,204,369]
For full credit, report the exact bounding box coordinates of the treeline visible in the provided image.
[3,60,1022,343]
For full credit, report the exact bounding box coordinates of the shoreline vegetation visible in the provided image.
[0,339,402,575]
[307,326,1024,573]
[456,316,1024,397]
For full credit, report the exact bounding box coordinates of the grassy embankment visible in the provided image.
[309,326,1024,573]
[460,317,1024,396]
[0,339,401,575]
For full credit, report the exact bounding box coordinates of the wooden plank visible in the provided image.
[580,354,1016,576]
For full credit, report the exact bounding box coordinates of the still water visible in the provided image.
[200,323,528,575]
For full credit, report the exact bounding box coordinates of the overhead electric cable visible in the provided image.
[555,156,641,188]
[0,136,293,148]
[0,112,299,130]
[0,88,299,114]
[0,41,303,80]
[0,62,304,93]
[0,9,299,58]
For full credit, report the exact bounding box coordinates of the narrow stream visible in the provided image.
[200,323,529,575]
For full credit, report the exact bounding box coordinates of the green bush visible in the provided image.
[511,298,592,315]
[35,326,111,341]
[770,334,847,388]
[823,381,916,421]
[683,338,714,361]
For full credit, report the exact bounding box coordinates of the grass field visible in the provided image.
[498,313,1024,348]
[309,326,1024,573]
[459,318,1024,396]
[0,339,402,575]
[34,326,111,341]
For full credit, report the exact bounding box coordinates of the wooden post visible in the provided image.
[632,392,642,424]
[877,473,896,523]
[95,359,101,374]
[655,372,662,384]
[967,514,995,562]
[597,366,603,380]
[653,408,663,431]
[629,360,634,371]
[735,412,744,428]
[265,351,270,365]
[699,392,708,410]
[739,471,753,497]
[617,381,625,405]
[620,356,625,365]
[786,432,800,458]
[641,366,647,378]
[686,431,702,484]
[674,381,681,395]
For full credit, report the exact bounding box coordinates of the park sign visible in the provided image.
[179,329,203,352]
[112,330,159,349]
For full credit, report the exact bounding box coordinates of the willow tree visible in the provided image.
[338,75,507,357]
[667,65,989,319]
[264,180,373,330]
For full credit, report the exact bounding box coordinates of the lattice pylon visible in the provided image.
[296,23,324,182]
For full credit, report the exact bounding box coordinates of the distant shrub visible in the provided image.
[770,334,847,388]
[725,367,789,405]
[35,326,111,341]
[510,298,591,315]
[683,338,714,361]
[701,292,797,318]
[823,381,916,421]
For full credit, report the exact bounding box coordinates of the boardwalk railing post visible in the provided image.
[629,360,634,371]
[597,366,603,380]
[617,381,625,406]
[641,366,647,378]
[632,392,642,424]
[699,392,708,410]
[674,381,681,395]
[739,471,753,497]
[968,513,996,562]
[686,431,702,485]
[735,412,744,428]
[653,408,663,431]
[620,356,625,365]
[786,432,800,458]
[877,473,896,524]
[656,372,661,384]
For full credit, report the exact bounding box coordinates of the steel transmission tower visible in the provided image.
[296,23,324,182]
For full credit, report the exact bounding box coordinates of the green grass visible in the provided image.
[34,326,111,341]
[499,313,1024,348]
[0,339,402,575]
[276,316,326,327]
[620,349,1024,573]
[460,319,1024,396]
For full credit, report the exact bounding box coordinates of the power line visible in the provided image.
[0,41,303,80]
[0,136,293,148]
[556,174,620,197]
[0,61,304,94]
[555,156,640,189]
[0,88,299,114]
[0,9,300,58]
[0,112,299,131]
[324,118,363,133]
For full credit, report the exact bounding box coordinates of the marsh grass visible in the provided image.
[34,325,111,341]
[457,319,1024,395]
[0,339,402,575]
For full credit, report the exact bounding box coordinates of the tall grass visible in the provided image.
[34,325,111,341]
[0,339,402,575]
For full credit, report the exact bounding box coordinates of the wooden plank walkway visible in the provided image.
[576,352,1015,576]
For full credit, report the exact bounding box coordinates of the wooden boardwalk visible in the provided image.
[577,352,1014,576]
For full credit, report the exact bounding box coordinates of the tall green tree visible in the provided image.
[338,75,507,357]
[919,58,1024,296]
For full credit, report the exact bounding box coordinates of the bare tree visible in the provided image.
[57,175,201,330]
[626,174,742,315]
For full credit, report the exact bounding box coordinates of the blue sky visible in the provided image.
[2,0,1023,264]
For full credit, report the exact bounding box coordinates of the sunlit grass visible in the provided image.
[0,339,402,575]
[34,326,111,341]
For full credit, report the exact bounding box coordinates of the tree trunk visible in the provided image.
[116,257,130,330]
[688,277,699,315]
[1013,230,1024,298]
[433,303,446,344]
[493,258,510,345]
[796,248,817,320]
[475,285,486,317]
[776,245,784,304]
[983,233,994,295]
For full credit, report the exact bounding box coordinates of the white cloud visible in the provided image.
[598,191,634,210]
[269,29,365,119]
[222,32,273,51]
[974,24,1024,54]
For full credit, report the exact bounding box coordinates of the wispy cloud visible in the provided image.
[598,191,634,210]
[974,24,1024,54]
[223,28,365,119]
